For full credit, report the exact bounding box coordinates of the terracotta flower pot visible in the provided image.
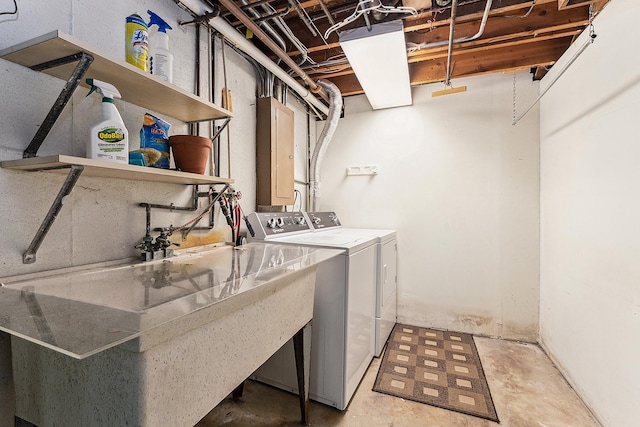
[168,135,212,174]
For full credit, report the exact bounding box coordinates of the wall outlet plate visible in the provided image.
[346,165,378,176]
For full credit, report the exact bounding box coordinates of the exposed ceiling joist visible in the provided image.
[218,0,610,97]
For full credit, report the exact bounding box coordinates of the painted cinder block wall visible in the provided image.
[0,0,312,424]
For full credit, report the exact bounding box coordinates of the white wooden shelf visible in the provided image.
[0,30,232,123]
[1,155,233,185]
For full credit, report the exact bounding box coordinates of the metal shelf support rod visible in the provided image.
[23,165,84,264]
[23,52,95,158]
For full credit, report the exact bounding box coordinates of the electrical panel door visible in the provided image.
[256,97,294,206]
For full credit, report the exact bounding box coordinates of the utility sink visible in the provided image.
[1,243,343,426]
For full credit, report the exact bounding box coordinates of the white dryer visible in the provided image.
[337,227,397,357]
[247,211,376,410]
[303,213,397,357]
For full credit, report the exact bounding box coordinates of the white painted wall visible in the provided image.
[0,1,311,424]
[539,0,640,425]
[317,72,540,341]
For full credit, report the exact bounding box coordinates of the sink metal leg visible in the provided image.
[293,321,311,424]
[232,381,244,399]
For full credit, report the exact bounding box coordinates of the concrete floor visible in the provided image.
[197,337,602,426]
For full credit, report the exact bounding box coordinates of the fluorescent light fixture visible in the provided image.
[339,20,412,110]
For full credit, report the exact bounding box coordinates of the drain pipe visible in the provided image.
[310,80,342,211]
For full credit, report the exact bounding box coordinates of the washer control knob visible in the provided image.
[296,216,306,225]
[266,218,277,228]
[276,217,285,228]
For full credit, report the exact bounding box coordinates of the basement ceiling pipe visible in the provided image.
[318,0,336,26]
[216,0,324,97]
[444,0,458,87]
[239,0,288,52]
[239,0,312,66]
[208,16,329,116]
[310,80,343,211]
[407,0,492,52]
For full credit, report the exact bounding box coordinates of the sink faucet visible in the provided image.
[136,230,179,262]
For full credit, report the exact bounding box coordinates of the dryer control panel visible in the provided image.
[305,211,342,231]
[246,212,312,240]
[246,212,343,239]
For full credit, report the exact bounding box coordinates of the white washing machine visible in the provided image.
[247,211,376,410]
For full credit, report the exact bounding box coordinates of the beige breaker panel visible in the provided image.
[256,97,295,207]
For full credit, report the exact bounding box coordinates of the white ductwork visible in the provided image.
[208,16,329,116]
[310,80,343,211]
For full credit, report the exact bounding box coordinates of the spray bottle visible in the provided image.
[125,13,149,72]
[147,10,173,83]
[86,78,129,164]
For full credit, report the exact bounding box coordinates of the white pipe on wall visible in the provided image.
[310,79,343,211]
[208,17,329,116]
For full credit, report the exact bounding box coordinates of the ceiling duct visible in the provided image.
[310,80,343,211]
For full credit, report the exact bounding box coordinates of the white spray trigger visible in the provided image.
[86,78,122,100]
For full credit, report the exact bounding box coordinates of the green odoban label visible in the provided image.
[98,128,125,143]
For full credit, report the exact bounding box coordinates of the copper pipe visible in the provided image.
[217,0,322,95]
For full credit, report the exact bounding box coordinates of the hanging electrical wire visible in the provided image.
[0,0,17,17]
[413,8,447,34]
[324,0,417,39]
[408,0,492,53]
[502,0,536,19]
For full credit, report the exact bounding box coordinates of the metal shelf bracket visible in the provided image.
[23,165,84,264]
[23,52,94,158]
[18,51,94,263]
